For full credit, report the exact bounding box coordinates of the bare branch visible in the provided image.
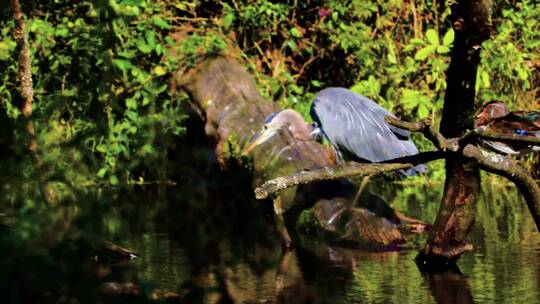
[381,151,445,165]
[462,144,540,231]
[475,129,540,145]
[388,115,540,232]
[255,162,412,200]
[385,116,455,151]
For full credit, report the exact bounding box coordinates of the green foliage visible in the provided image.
[0,0,192,201]
[212,0,538,175]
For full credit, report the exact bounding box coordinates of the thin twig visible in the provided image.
[475,128,540,145]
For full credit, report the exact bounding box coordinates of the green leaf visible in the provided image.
[112,59,132,71]
[409,38,425,45]
[286,39,297,51]
[223,13,235,30]
[436,45,450,54]
[414,45,437,61]
[418,104,429,117]
[137,43,153,54]
[55,28,69,38]
[481,70,491,88]
[387,49,397,64]
[442,29,455,46]
[0,39,16,60]
[109,175,119,186]
[153,65,166,76]
[97,168,107,178]
[126,111,139,121]
[152,16,171,29]
[145,31,156,48]
[425,29,439,45]
[126,98,137,109]
[290,27,302,38]
[121,0,144,5]
[311,80,321,87]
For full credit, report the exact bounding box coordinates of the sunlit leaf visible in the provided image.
[153,65,166,76]
[414,45,437,61]
[224,13,235,30]
[290,27,302,38]
[152,16,171,29]
[436,45,450,54]
[112,59,133,71]
[409,38,425,45]
[145,31,156,48]
[442,29,455,46]
[137,43,153,54]
[109,175,119,185]
[418,104,429,117]
[126,98,137,109]
[97,168,107,178]
[426,29,439,45]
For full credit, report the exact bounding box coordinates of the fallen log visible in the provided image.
[177,56,423,248]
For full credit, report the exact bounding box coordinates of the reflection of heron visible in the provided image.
[244,87,425,176]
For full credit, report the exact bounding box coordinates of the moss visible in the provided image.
[296,208,321,236]
[223,132,241,160]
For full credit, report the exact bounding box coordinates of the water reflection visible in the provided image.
[107,177,540,303]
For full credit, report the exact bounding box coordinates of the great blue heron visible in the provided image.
[475,100,540,154]
[244,88,425,176]
[311,87,425,176]
[243,109,317,154]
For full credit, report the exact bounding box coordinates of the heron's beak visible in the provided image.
[242,127,278,155]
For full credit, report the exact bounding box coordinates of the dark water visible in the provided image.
[102,174,540,304]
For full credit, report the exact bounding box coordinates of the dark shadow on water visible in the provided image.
[421,266,474,304]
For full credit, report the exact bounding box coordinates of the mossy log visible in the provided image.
[177,56,417,248]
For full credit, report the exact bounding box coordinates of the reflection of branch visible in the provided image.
[254,163,412,199]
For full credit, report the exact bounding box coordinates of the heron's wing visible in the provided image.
[311,87,420,163]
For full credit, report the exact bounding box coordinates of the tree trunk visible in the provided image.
[419,0,493,263]
[10,0,53,206]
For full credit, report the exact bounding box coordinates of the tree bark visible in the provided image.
[419,0,493,262]
[10,0,53,206]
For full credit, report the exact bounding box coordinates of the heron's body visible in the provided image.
[475,101,540,155]
[310,88,425,176]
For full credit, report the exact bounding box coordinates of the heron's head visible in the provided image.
[475,100,509,127]
[243,109,313,154]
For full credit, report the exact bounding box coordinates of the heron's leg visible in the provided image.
[352,174,373,206]
[273,197,293,249]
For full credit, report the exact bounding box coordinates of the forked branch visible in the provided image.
[386,117,540,232]
[254,116,540,233]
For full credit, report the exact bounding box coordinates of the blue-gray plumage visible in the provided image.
[310,87,426,176]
